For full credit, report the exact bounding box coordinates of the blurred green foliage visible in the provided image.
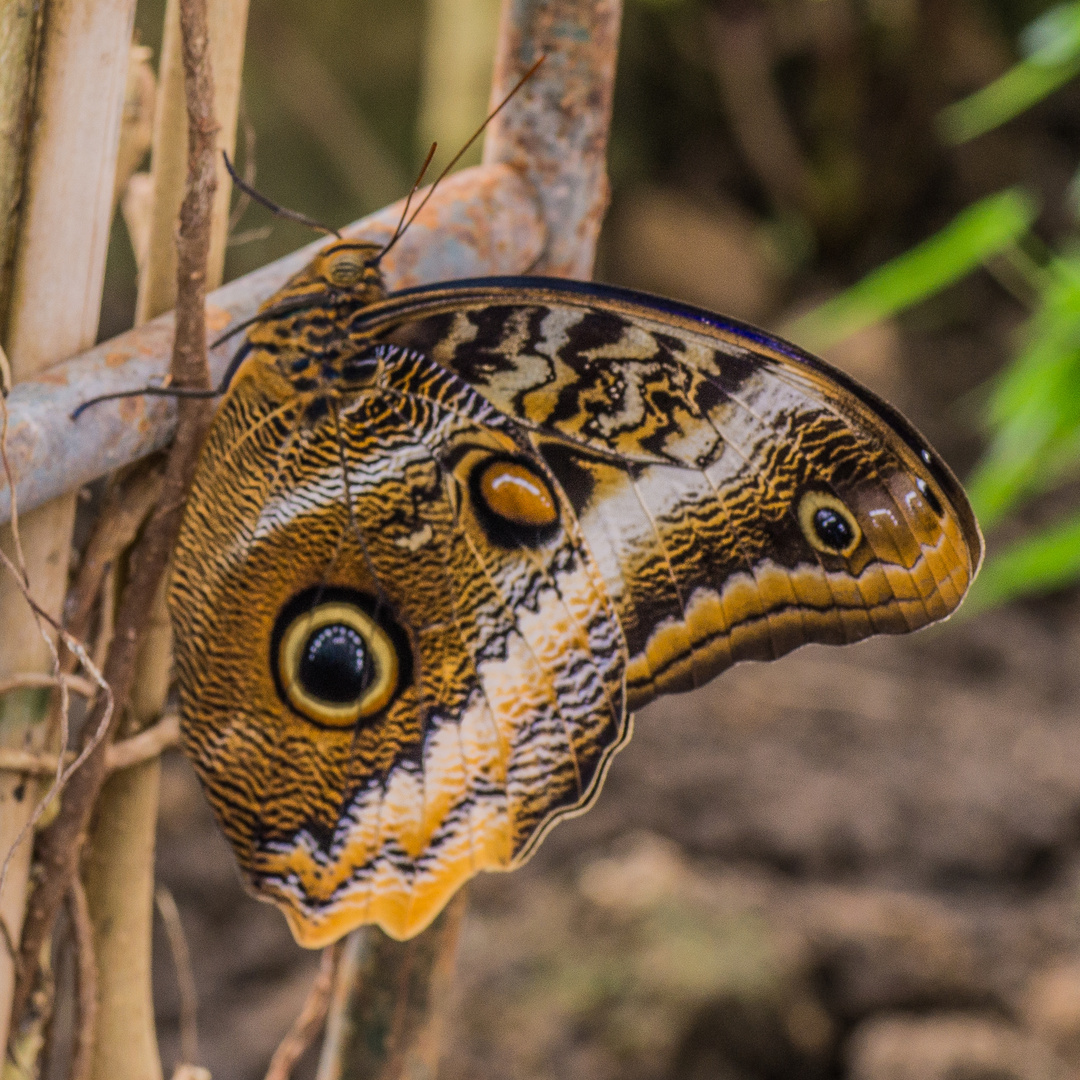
[801,1,1080,612]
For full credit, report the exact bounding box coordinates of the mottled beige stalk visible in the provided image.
[135,0,249,323]
[84,3,249,1078]
[0,0,137,1056]
[418,0,501,168]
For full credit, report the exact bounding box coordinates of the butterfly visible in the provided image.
[168,238,982,947]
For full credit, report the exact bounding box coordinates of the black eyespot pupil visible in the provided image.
[298,624,371,704]
[813,506,854,552]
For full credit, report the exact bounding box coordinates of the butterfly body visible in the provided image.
[170,241,981,945]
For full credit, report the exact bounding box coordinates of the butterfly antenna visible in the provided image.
[377,142,438,263]
[222,152,342,239]
[377,54,546,261]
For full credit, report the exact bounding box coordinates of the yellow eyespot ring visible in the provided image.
[277,601,399,728]
[476,459,558,529]
[797,490,862,558]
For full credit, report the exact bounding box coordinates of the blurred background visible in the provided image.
[99,1,1080,1077]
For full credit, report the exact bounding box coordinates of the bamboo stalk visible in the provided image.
[418,0,501,169]
[84,759,164,1080]
[84,3,249,1076]
[315,894,468,1080]
[135,0,249,325]
[7,0,219,1038]
[0,0,138,1057]
[0,0,42,339]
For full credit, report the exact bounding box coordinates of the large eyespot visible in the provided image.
[797,490,862,558]
[273,591,401,728]
[325,249,367,287]
[470,456,560,547]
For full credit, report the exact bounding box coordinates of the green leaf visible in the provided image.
[967,257,1080,526]
[938,2,1080,144]
[788,189,1038,353]
[963,507,1080,614]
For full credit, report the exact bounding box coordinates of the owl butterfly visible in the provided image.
[169,239,982,947]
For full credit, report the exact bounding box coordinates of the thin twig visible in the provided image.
[0,672,97,698]
[155,886,198,1068]
[0,545,113,913]
[0,712,180,776]
[106,712,180,771]
[64,456,165,645]
[264,945,341,1080]
[66,877,97,1080]
[226,96,256,235]
[8,0,218,1033]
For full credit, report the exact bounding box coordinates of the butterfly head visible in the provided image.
[269,239,387,312]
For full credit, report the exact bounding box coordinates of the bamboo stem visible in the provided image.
[0,0,43,340]
[315,894,468,1080]
[8,0,219,1037]
[0,0,138,1056]
[84,760,164,1080]
[83,4,250,1076]
[418,0,501,170]
[136,0,249,324]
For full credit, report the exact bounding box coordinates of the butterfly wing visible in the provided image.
[360,278,982,706]
[171,339,628,946]
[171,277,981,946]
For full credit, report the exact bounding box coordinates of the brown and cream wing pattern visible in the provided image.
[169,252,981,947]
[362,278,982,706]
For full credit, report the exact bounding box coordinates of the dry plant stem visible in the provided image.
[0,0,139,1052]
[66,878,97,1080]
[8,0,218,1035]
[64,457,166,646]
[137,0,248,323]
[0,675,96,699]
[85,761,163,1080]
[0,713,180,778]
[154,886,198,1067]
[315,892,467,1080]
[0,0,43,333]
[265,945,341,1080]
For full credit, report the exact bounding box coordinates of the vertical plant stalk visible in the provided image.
[418,0,501,170]
[0,0,138,1056]
[83,1,249,1076]
[315,893,467,1080]
[0,0,43,337]
[136,0,249,325]
[67,878,97,1080]
[8,0,218,1037]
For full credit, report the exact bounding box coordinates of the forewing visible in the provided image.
[359,278,982,708]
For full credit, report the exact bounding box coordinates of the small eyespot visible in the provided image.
[797,490,862,558]
[478,459,558,528]
[915,476,944,516]
[276,599,399,727]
